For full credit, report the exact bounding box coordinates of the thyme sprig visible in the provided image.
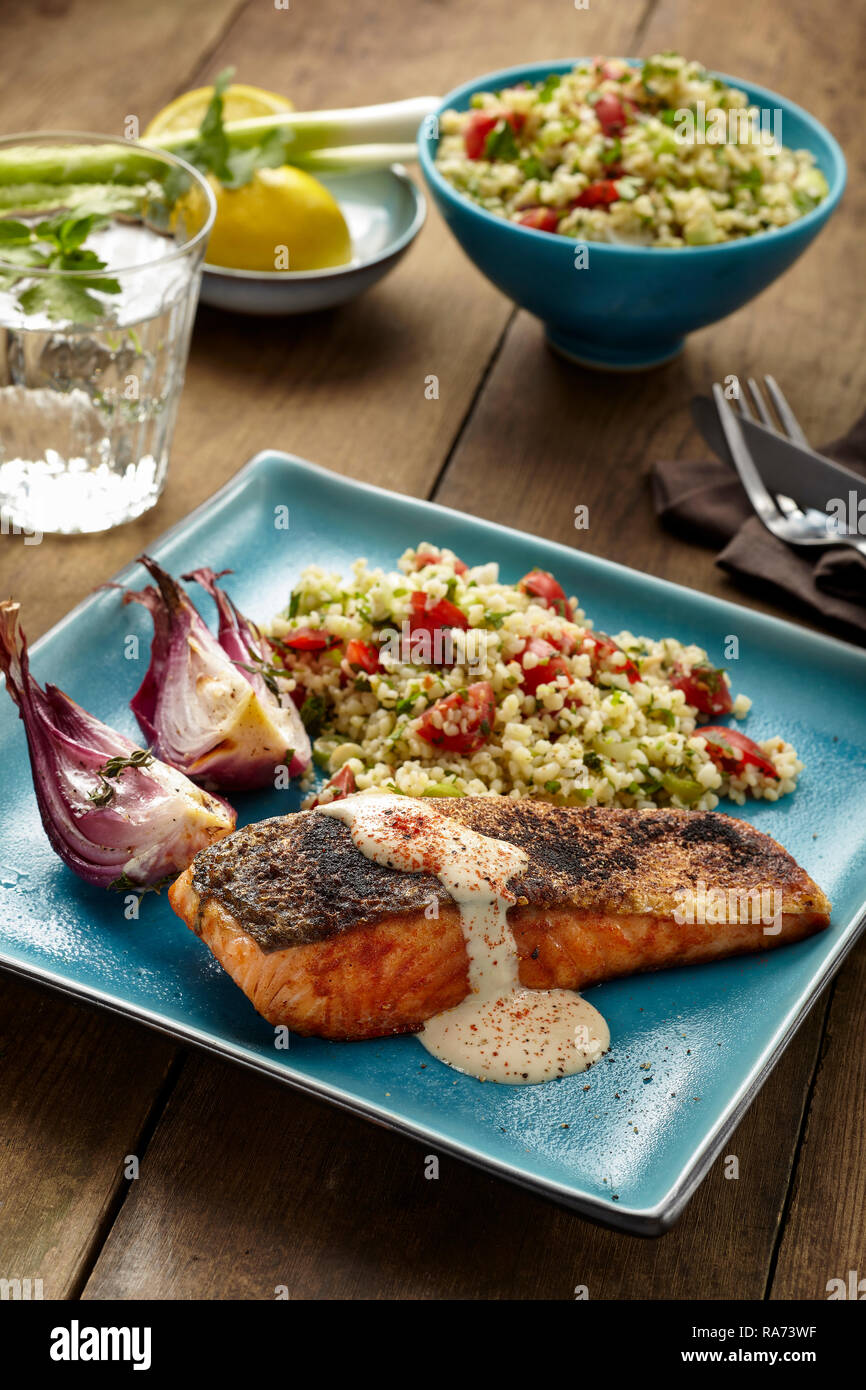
[88,748,154,807]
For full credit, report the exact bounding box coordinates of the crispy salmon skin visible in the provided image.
[169,800,830,1039]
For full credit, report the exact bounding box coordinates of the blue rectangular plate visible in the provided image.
[2,451,865,1234]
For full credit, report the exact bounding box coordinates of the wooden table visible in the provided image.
[1,0,863,1301]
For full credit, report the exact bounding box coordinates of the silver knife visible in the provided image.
[691,395,866,521]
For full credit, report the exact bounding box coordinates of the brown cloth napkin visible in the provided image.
[652,406,866,644]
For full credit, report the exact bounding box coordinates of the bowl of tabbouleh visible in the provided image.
[417,54,845,369]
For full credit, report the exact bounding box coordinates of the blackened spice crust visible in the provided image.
[190,799,823,953]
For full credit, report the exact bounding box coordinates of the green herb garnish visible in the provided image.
[735,167,763,192]
[171,68,288,189]
[519,154,549,181]
[484,610,513,629]
[0,212,121,324]
[538,74,562,102]
[483,119,521,162]
[299,693,328,737]
[89,748,154,807]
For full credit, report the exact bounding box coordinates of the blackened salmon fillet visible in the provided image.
[168,799,831,1039]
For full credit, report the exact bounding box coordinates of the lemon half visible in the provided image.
[146,83,353,273]
[205,167,352,272]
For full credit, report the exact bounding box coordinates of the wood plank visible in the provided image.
[0,0,245,133]
[769,936,866,1300]
[0,977,175,1299]
[82,997,827,1300]
[3,0,858,1304]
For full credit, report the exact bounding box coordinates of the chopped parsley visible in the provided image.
[483,119,521,162]
[299,694,328,737]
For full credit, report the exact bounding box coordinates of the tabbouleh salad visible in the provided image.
[433,52,829,246]
[268,542,802,811]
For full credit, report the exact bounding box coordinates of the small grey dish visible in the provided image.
[198,165,425,315]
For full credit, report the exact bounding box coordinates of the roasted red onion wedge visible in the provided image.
[124,557,310,790]
[0,601,235,889]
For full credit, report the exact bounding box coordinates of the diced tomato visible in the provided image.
[416,681,496,754]
[464,110,524,160]
[595,92,630,136]
[345,639,380,675]
[309,764,356,808]
[412,548,468,575]
[573,179,620,208]
[278,627,337,652]
[409,591,469,633]
[582,631,641,684]
[671,663,733,716]
[517,207,560,233]
[518,568,571,618]
[697,727,780,779]
[541,626,579,657]
[518,637,571,694]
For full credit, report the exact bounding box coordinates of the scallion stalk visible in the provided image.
[288,142,420,172]
[0,144,164,187]
[148,96,439,159]
[0,97,440,201]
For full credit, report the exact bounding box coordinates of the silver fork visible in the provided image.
[735,375,807,518]
[712,379,866,558]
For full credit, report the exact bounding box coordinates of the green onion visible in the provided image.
[0,97,439,197]
[149,96,439,161]
[284,143,420,173]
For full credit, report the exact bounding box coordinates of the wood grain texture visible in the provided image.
[769,936,866,1300]
[0,0,862,1303]
[0,0,246,135]
[82,998,827,1300]
[0,977,175,1299]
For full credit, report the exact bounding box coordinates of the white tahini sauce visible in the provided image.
[321,794,609,1085]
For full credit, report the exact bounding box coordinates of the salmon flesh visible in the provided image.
[168,799,831,1040]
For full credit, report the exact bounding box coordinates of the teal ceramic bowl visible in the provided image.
[200,165,425,315]
[418,60,846,369]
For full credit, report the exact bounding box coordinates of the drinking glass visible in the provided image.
[0,133,216,535]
